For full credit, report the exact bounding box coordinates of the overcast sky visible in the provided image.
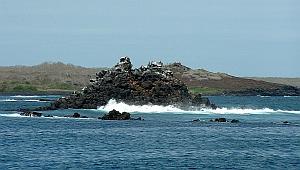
[0,0,299,77]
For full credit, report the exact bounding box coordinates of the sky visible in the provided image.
[0,0,299,77]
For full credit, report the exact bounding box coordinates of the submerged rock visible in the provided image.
[216,118,227,122]
[282,121,290,124]
[72,113,80,118]
[20,111,42,117]
[230,119,240,123]
[64,112,87,118]
[130,117,143,121]
[101,109,131,120]
[209,118,240,123]
[44,57,215,110]
[210,118,227,122]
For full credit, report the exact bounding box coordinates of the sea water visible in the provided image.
[0,95,299,169]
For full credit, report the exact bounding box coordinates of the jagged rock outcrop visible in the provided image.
[100,109,131,120]
[44,57,215,110]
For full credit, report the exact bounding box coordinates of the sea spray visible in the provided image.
[12,95,40,98]
[0,99,18,102]
[97,99,184,113]
[0,99,48,102]
[97,99,300,115]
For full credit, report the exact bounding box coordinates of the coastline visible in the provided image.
[0,91,71,96]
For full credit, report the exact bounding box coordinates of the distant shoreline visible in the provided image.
[1,62,299,96]
[0,91,71,96]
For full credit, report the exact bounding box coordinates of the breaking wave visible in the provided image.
[0,99,18,102]
[202,108,300,114]
[12,95,40,98]
[0,113,94,119]
[97,99,300,115]
[97,99,184,113]
[0,99,47,102]
[23,99,47,102]
[0,113,23,117]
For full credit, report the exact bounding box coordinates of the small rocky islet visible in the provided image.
[40,57,216,111]
[21,57,218,120]
[19,57,291,124]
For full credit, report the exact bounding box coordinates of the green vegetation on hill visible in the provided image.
[0,62,103,93]
[48,82,74,90]
[0,80,77,93]
[189,87,223,95]
[12,85,38,92]
[0,81,38,92]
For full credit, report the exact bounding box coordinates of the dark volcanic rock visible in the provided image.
[20,111,42,117]
[231,119,240,123]
[72,113,80,118]
[210,118,239,123]
[101,109,131,120]
[217,118,227,122]
[45,57,215,110]
[192,119,200,122]
[210,118,227,122]
[64,112,86,118]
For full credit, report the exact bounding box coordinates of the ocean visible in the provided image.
[0,95,299,169]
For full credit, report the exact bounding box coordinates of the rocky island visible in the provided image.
[43,57,215,110]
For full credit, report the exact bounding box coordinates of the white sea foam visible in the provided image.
[0,113,95,119]
[257,95,271,98]
[24,99,47,102]
[0,99,18,102]
[0,99,47,102]
[97,99,184,113]
[0,113,24,117]
[11,95,40,98]
[97,99,300,115]
[201,108,300,114]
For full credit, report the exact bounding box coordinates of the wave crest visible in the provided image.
[97,99,300,114]
[0,99,47,102]
[97,99,184,113]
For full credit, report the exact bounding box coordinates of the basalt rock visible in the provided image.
[231,119,240,123]
[101,109,131,120]
[20,111,42,117]
[210,118,227,122]
[64,112,85,118]
[45,57,215,110]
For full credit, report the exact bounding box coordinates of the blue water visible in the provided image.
[0,95,299,169]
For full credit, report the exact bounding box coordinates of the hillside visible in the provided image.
[165,63,299,96]
[0,62,299,96]
[0,62,104,93]
[246,77,300,88]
